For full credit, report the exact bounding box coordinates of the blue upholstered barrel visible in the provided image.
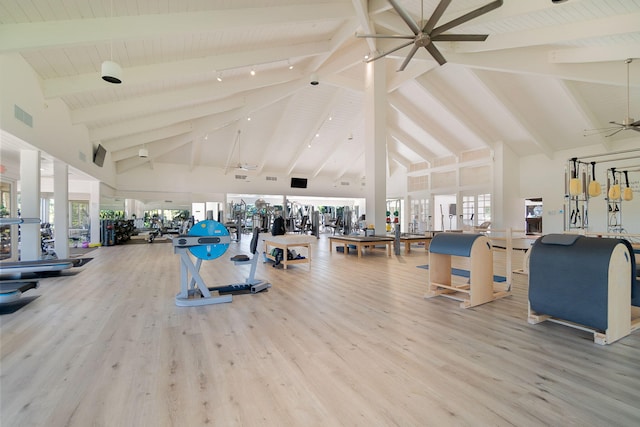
[529,234,638,332]
[429,233,486,257]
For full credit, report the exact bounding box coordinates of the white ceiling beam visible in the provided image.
[548,45,640,64]
[414,73,495,150]
[286,89,346,176]
[388,92,465,155]
[445,46,638,87]
[317,39,371,79]
[306,17,361,74]
[454,13,640,54]
[71,69,303,125]
[470,69,554,159]
[559,80,611,152]
[101,122,193,152]
[387,126,437,162]
[44,41,324,99]
[89,97,245,141]
[115,135,195,174]
[189,136,203,171]
[387,141,412,169]
[254,96,299,176]
[334,150,364,182]
[311,112,365,178]
[0,3,354,52]
[351,0,377,52]
[387,61,434,91]
[110,132,195,162]
[93,78,307,143]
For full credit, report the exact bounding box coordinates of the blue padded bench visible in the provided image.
[528,234,640,345]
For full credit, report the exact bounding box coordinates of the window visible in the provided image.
[409,198,430,233]
[462,196,475,226]
[69,200,89,228]
[477,193,491,223]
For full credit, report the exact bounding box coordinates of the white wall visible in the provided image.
[0,54,117,187]
[115,162,368,204]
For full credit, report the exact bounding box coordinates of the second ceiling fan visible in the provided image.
[357,0,503,70]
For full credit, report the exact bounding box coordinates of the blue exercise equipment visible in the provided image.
[172,220,270,307]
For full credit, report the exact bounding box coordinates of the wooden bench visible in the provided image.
[328,235,394,258]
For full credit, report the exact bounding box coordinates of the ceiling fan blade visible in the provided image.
[432,0,503,37]
[631,119,640,126]
[425,43,447,65]
[583,126,622,137]
[366,40,415,63]
[356,33,416,40]
[388,0,421,34]
[431,34,488,42]
[605,128,625,137]
[423,0,452,33]
[397,44,420,71]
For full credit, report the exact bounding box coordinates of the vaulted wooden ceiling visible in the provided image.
[1,0,640,184]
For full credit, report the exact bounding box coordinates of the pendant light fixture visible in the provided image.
[101,0,123,84]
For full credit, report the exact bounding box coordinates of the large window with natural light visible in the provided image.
[477,193,491,224]
[70,200,89,229]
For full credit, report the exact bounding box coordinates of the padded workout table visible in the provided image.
[399,235,432,254]
[329,235,394,258]
[263,235,315,269]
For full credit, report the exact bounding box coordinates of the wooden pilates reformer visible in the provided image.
[172,220,270,307]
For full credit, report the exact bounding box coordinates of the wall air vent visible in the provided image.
[340,181,350,186]
[235,174,247,180]
[266,176,277,181]
[14,105,33,127]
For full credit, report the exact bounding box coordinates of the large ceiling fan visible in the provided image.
[357,0,503,70]
[604,58,640,137]
[233,130,257,171]
[584,58,640,137]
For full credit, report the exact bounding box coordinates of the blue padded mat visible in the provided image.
[417,264,506,282]
[429,233,484,257]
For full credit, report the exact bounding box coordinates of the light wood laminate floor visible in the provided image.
[1,235,639,426]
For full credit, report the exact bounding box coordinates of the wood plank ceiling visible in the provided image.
[1,0,639,184]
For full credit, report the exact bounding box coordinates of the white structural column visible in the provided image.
[492,142,524,230]
[53,159,69,259]
[89,180,100,244]
[19,149,41,260]
[364,59,387,235]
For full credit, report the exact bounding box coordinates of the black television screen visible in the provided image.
[291,177,307,189]
[93,144,107,167]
